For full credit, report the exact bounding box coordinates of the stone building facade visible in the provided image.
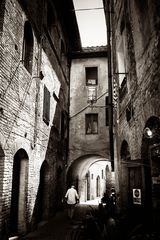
[68,47,114,202]
[104,0,160,226]
[0,0,81,238]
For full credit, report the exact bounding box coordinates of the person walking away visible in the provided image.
[65,185,79,220]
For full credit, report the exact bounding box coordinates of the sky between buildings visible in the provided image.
[73,0,107,47]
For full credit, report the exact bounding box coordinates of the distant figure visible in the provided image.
[101,192,110,205]
[109,187,117,217]
[110,188,117,205]
[65,185,79,220]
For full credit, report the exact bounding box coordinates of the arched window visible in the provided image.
[22,21,34,74]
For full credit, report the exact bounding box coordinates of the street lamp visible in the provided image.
[143,127,160,139]
[143,127,154,139]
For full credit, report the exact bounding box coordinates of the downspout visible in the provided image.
[105,0,114,171]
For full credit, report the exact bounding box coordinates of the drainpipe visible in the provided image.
[105,0,114,171]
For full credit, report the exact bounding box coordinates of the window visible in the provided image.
[86,67,98,85]
[117,18,127,86]
[43,85,50,125]
[126,101,134,122]
[86,114,98,134]
[22,21,34,74]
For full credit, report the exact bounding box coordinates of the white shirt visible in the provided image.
[65,187,79,204]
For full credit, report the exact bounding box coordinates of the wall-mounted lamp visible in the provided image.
[143,127,160,139]
[143,127,153,139]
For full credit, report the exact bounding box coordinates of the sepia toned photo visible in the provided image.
[0,0,160,239]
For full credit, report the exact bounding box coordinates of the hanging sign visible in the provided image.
[133,189,141,205]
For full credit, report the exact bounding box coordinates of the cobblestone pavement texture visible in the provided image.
[20,203,95,240]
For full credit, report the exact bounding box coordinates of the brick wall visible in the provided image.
[0,0,71,237]
[108,0,160,214]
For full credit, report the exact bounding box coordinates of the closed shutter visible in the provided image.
[43,85,50,125]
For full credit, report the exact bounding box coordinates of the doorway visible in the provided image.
[10,149,28,236]
[96,176,100,197]
[38,161,50,221]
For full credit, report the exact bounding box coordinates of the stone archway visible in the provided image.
[10,149,29,236]
[66,154,112,202]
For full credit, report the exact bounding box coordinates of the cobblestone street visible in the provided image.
[20,201,99,240]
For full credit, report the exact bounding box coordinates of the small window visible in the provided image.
[102,170,104,179]
[86,67,98,85]
[22,21,34,74]
[117,23,127,87]
[43,85,50,125]
[86,114,98,134]
[126,101,134,122]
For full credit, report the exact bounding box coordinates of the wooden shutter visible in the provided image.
[43,85,50,125]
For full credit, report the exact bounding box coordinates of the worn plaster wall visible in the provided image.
[69,56,109,165]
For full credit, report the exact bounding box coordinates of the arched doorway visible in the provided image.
[96,176,100,197]
[10,149,29,236]
[86,171,90,200]
[38,160,50,222]
[67,155,112,202]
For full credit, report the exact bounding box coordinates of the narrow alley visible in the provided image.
[0,0,160,239]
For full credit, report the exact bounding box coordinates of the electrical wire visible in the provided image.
[70,90,108,119]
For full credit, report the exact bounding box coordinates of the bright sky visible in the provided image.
[73,0,107,47]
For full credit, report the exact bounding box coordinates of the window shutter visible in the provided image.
[43,85,50,125]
